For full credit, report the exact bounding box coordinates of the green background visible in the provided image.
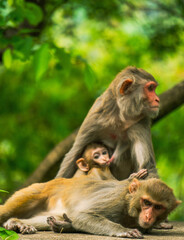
[0,0,183,220]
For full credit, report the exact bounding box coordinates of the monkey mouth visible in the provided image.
[139,221,152,229]
[105,161,111,166]
[103,160,111,166]
[150,105,159,109]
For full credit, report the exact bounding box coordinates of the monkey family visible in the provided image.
[0,67,181,238]
[0,143,180,238]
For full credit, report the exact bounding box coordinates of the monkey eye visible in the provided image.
[147,84,156,92]
[143,199,152,206]
[94,154,100,159]
[102,150,107,155]
[154,204,163,210]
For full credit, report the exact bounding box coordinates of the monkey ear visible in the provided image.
[175,200,182,206]
[129,178,140,194]
[171,200,182,211]
[76,158,89,172]
[120,79,133,95]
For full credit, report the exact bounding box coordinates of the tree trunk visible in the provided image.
[23,80,184,187]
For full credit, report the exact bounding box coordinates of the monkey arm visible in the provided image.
[128,121,159,179]
[71,213,143,238]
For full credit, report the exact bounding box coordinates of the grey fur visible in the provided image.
[56,66,159,179]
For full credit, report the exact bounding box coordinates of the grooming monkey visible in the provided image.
[1,177,180,238]
[56,66,160,180]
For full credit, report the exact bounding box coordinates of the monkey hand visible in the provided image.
[3,218,37,234]
[114,229,143,238]
[154,222,173,229]
[129,169,148,180]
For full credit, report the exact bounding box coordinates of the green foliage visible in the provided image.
[0,190,8,204]
[0,227,19,240]
[33,44,51,81]
[2,49,12,69]
[0,0,183,220]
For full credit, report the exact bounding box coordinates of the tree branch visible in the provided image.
[23,80,184,187]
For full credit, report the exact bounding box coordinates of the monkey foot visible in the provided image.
[63,213,72,223]
[154,222,173,229]
[47,216,73,233]
[3,218,37,234]
[114,229,143,238]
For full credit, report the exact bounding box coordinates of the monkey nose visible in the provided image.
[155,96,160,103]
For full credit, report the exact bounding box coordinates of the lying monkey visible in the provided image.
[0,143,149,236]
[2,177,180,238]
[47,178,180,238]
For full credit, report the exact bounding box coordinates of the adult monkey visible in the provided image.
[56,66,160,180]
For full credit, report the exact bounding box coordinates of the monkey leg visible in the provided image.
[3,218,37,234]
[47,214,76,233]
[71,213,143,238]
[129,169,148,180]
[0,183,46,226]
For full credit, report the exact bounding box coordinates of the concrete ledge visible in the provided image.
[18,222,184,240]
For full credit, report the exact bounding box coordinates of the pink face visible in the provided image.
[144,81,160,110]
[92,147,110,166]
[139,197,165,229]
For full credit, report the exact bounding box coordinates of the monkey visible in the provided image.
[74,142,115,180]
[56,66,160,181]
[1,177,180,238]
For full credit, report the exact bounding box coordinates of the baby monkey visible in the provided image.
[74,142,114,179]
[0,143,148,235]
[75,143,148,180]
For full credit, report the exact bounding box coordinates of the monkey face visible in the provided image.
[138,197,166,229]
[128,178,181,230]
[117,77,160,121]
[143,81,160,118]
[92,147,110,166]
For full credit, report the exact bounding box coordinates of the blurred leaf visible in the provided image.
[2,49,12,69]
[8,0,13,7]
[56,48,71,70]
[25,2,43,26]
[0,227,19,240]
[84,63,96,90]
[9,7,25,25]
[33,44,50,81]
[0,190,8,193]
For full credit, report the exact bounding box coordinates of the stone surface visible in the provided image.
[18,222,184,240]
